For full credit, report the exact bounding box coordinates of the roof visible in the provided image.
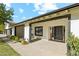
[6,20,16,24]
[16,3,79,25]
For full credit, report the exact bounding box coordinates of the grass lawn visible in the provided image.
[0,39,20,56]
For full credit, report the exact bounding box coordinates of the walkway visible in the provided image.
[6,39,67,56]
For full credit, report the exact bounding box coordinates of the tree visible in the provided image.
[0,3,14,23]
[0,3,14,33]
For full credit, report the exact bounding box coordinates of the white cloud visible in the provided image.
[19,8,24,13]
[22,16,33,20]
[3,3,11,10]
[22,16,26,19]
[12,15,18,18]
[33,3,58,14]
[26,3,30,5]
[0,0,78,3]
[5,3,11,7]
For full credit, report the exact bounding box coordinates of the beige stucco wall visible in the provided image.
[4,22,10,29]
[70,6,79,37]
[31,18,69,42]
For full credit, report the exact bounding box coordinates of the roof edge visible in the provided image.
[16,3,79,25]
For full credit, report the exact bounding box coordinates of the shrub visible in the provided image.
[14,36,19,42]
[10,35,19,42]
[10,35,15,40]
[20,39,28,45]
[30,38,41,42]
[10,36,28,45]
[67,33,79,56]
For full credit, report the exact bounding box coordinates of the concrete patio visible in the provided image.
[6,39,67,56]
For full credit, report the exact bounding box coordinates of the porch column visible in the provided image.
[24,24,30,42]
[12,27,15,35]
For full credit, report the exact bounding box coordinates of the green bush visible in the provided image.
[20,39,28,45]
[10,36,28,45]
[14,36,19,42]
[0,23,4,32]
[10,35,16,40]
[67,33,79,56]
[10,35,19,42]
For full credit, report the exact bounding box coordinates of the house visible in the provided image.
[0,20,15,36]
[4,20,15,36]
[12,3,79,43]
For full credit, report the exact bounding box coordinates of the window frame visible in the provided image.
[35,26,43,36]
[52,26,65,42]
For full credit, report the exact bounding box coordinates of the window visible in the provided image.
[35,26,43,36]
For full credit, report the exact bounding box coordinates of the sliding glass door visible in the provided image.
[52,26,65,42]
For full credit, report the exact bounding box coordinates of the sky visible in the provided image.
[5,3,72,23]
